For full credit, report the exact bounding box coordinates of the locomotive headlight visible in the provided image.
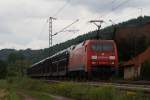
[109,56,115,60]
[91,55,97,60]
[111,62,115,64]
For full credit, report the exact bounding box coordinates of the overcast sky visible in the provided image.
[0,0,150,50]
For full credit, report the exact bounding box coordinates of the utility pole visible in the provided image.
[49,17,56,47]
[138,8,143,17]
[109,19,117,41]
[89,20,104,39]
[48,17,56,56]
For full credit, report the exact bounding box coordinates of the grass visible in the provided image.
[0,77,150,100]
[7,90,22,100]
[48,82,119,100]
[32,81,148,100]
[0,77,52,100]
[24,90,52,100]
[47,82,150,100]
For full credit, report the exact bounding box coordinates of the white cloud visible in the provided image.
[0,0,150,50]
[0,39,48,50]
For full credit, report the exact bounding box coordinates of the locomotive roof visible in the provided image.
[30,39,115,68]
[31,56,51,67]
[49,48,69,58]
[31,48,70,68]
[87,39,115,42]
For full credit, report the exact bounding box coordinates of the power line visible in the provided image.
[111,0,118,4]
[38,0,72,47]
[111,0,130,11]
[53,19,79,36]
[48,0,73,47]
[78,0,119,33]
[53,0,71,17]
[101,0,131,18]
[78,0,131,39]
[79,0,118,20]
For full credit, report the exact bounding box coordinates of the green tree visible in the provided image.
[7,60,31,77]
[15,60,31,77]
[8,52,25,64]
[7,52,31,77]
[0,60,7,79]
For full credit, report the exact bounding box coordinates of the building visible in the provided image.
[121,47,150,79]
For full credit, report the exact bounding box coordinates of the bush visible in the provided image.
[0,60,7,79]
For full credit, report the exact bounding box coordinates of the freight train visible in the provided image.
[27,39,118,79]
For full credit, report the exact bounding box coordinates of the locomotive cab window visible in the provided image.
[103,43,113,51]
[91,43,113,52]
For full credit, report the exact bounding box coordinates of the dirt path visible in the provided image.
[0,89,8,99]
[17,92,35,100]
[17,91,73,100]
[50,95,74,100]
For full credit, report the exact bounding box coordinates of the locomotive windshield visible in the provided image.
[92,43,113,52]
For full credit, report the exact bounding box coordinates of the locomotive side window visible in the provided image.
[92,43,113,51]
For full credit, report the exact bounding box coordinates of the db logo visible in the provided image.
[101,53,104,56]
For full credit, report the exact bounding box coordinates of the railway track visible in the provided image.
[85,81,150,93]
[47,80,150,93]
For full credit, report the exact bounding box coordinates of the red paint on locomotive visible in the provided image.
[68,39,118,75]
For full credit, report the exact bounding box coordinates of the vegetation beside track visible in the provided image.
[0,77,52,100]
[47,81,150,100]
[0,77,150,100]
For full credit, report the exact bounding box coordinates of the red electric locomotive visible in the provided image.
[27,39,118,79]
[68,39,118,78]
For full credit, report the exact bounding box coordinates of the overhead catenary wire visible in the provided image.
[110,0,118,4]
[52,19,79,36]
[78,0,120,33]
[78,0,118,21]
[111,7,143,25]
[37,0,72,44]
[49,0,118,40]
[78,0,132,38]
[100,0,131,18]
[53,0,71,17]
[112,0,131,11]
[38,0,132,47]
